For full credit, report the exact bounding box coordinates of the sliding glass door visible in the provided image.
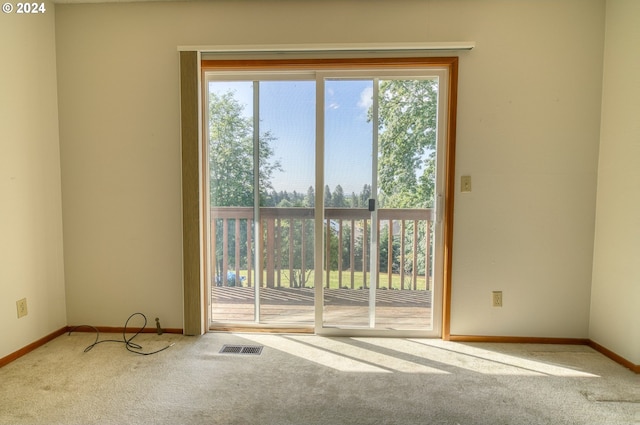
[205,65,448,336]
[207,76,317,326]
[319,72,444,335]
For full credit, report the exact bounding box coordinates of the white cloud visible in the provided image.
[358,87,373,110]
[325,88,340,109]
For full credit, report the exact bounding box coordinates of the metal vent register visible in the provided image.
[219,345,264,355]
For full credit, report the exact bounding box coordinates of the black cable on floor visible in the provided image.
[67,312,174,355]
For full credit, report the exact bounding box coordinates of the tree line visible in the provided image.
[264,184,373,208]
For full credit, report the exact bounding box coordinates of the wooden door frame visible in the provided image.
[181,55,458,338]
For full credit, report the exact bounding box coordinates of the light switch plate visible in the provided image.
[461,175,472,193]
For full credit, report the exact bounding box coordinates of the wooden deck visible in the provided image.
[211,287,433,329]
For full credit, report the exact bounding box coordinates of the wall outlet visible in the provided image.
[16,298,28,318]
[492,291,503,307]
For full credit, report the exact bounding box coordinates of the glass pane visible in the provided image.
[206,72,443,333]
[208,81,256,322]
[257,81,316,325]
[374,78,438,330]
[323,79,373,327]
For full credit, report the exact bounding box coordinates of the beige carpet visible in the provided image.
[0,332,638,425]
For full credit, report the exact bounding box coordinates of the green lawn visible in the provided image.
[224,269,431,291]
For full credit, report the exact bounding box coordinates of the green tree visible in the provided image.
[208,90,281,208]
[324,185,333,207]
[208,90,281,284]
[379,227,401,279]
[333,185,346,207]
[359,184,371,207]
[375,79,438,208]
[278,218,315,287]
[306,186,315,207]
[350,191,359,208]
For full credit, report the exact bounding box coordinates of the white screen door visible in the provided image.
[316,70,447,336]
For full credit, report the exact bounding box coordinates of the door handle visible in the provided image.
[368,199,376,212]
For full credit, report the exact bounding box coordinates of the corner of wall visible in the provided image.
[0,0,67,359]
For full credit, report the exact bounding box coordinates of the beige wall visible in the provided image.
[0,1,67,358]
[55,0,606,337]
[445,0,604,337]
[590,0,640,364]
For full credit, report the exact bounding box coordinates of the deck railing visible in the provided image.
[210,207,433,291]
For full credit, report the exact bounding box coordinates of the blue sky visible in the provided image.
[209,79,375,195]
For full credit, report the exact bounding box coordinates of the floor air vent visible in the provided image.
[219,345,264,355]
